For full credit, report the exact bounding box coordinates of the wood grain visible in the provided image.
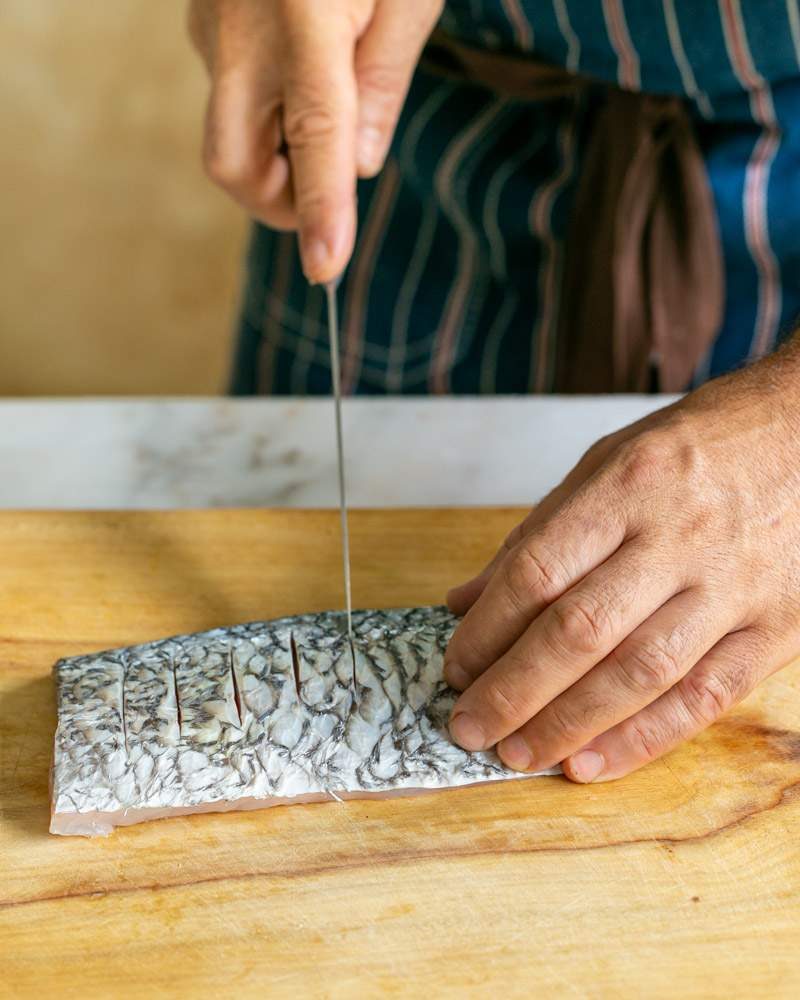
[2,509,799,998]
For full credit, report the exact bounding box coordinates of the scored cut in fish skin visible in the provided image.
[50,607,557,836]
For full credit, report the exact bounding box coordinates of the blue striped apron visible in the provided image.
[232,0,800,396]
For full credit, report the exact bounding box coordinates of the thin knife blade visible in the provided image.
[325,280,355,677]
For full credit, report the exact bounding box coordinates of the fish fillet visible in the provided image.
[50,607,555,836]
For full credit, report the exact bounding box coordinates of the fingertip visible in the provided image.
[449,711,486,752]
[446,578,483,616]
[299,215,354,284]
[299,236,333,284]
[356,159,385,181]
[497,732,533,771]
[445,588,468,616]
[563,749,606,784]
[443,659,470,691]
[356,125,388,178]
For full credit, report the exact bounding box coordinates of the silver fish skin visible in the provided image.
[50,607,556,836]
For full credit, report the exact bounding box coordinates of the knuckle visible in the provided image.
[448,627,485,674]
[203,141,251,190]
[482,678,522,724]
[549,597,610,656]
[616,638,684,694]
[357,61,404,101]
[547,701,588,746]
[625,717,664,763]
[680,667,739,726]
[582,432,615,465]
[502,544,565,609]
[502,520,527,552]
[283,101,338,148]
[615,431,671,494]
[294,189,343,226]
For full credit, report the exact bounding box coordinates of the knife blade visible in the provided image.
[325,279,355,670]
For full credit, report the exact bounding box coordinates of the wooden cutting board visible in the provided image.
[2,509,799,998]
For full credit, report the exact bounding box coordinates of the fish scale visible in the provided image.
[50,606,556,836]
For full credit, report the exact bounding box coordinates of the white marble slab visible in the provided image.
[0,396,678,509]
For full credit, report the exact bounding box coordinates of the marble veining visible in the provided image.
[0,397,677,509]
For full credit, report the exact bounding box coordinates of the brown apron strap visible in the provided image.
[421,32,725,393]
[422,31,584,101]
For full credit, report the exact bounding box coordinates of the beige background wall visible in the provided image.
[1,3,247,395]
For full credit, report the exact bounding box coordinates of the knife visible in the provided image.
[325,279,356,687]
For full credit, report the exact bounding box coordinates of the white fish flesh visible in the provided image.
[50,607,554,836]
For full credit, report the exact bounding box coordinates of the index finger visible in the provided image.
[282,8,359,282]
[443,474,627,691]
[446,431,621,617]
[449,539,678,752]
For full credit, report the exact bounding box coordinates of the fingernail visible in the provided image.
[498,733,532,771]
[449,712,485,752]
[357,125,384,174]
[300,236,331,283]
[568,749,605,783]
[443,660,470,690]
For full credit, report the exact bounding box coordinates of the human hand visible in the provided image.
[444,343,800,782]
[188,0,443,283]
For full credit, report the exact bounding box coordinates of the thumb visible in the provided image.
[354,1,443,177]
[282,8,360,283]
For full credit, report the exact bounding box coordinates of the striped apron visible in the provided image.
[232,0,800,396]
